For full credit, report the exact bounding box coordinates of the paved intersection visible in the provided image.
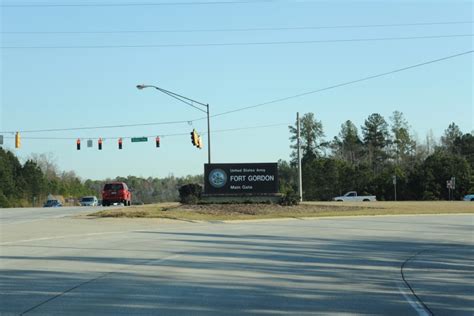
[0,208,472,315]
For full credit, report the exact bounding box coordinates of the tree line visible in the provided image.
[279,111,473,201]
[0,150,203,207]
[1,111,472,207]
[0,151,96,207]
[84,174,202,205]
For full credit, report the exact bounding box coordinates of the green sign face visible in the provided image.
[131,137,148,143]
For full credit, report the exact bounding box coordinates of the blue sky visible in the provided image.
[1,0,473,180]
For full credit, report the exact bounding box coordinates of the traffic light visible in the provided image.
[197,136,203,149]
[190,129,196,146]
[98,138,103,150]
[76,138,81,150]
[15,132,21,149]
[190,129,199,146]
[118,138,123,150]
[156,136,160,148]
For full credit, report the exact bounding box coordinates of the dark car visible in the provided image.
[43,199,62,207]
[102,182,132,206]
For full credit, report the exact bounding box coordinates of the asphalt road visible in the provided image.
[0,206,99,225]
[0,208,472,315]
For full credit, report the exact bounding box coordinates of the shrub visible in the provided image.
[279,192,300,206]
[0,192,10,208]
[179,183,203,204]
[422,191,438,201]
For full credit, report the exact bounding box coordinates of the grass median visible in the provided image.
[89,201,474,221]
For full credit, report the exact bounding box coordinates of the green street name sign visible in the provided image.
[131,137,148,143]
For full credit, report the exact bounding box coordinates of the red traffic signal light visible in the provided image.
[156,136,160,148]
[118,138,123,150]
[98,138,103,150]
[76,138,81,150]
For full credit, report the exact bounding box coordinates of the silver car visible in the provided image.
[80,196,99,206]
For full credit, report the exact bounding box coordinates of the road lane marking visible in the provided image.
[0,231,140,246]
[399,249,434,316]
[396,281,430,316]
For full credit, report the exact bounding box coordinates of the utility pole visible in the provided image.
[297,112,303,202]
[206,104,211,164]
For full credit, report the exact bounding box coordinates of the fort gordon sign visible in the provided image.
[204,163,279,195]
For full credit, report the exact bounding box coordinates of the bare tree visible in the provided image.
[29,153,59,180]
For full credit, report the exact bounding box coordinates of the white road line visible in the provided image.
[0,230,140,246]
[1,215,76,225]
[396,281,430,316]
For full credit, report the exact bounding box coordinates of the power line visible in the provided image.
[4,21,472,35]
[1,34,472,49]
[202,122,290,135]
[1,0,275,8]
[208,50,474,119]
[2,123,290,140]
[1,119,195,134]
[2,50,471,135]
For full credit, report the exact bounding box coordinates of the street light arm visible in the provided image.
[154,86,208,107]
[137,84,208,112]
[136,83,211,163]
[158,88,208,114]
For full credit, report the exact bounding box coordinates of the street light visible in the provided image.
[136,84,211,164]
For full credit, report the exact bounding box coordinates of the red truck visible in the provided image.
[102,182,132,206]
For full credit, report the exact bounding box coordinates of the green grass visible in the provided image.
[89,201,474,221]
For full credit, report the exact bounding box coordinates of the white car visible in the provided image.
[333,191,377,202]
[80,196,99,206]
